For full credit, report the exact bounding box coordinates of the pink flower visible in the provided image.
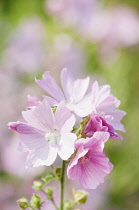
[67,132,113,189]
[8,100,76,167]
[36,68,92,117]
[89,81,126,138]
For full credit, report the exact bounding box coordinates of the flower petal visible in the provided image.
[22,100,54,132]
[36,71,65,102]
[61,68,74,101]
[80,154,113,189]
[8,122,45,152]
[55,102,72,132]
[71,77,90,104]
[26,142,57,167]
[61,115,76,133]
[107,110,126,132]
[73,92,92,117]
[58,133,77,160]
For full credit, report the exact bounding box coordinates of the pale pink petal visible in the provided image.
[107,110,126,132]
[61,68,74,101]
[74,92,92,117]
[43,95,59,106]
[36,71,65,102]
[97,95,120,112]
[61,115,76,133]
[8,122,45,152]
[55,102,72,131]
[26,142,57,167]
[22,100,54,132]
[58,133,77,160]
[91,81,99,106]
[71,77,90,103]
[96,84,110,107]
[93,131,110,143]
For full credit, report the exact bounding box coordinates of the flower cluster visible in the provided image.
[8,69,126,189]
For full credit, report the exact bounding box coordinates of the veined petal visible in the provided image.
[71,77,90,103]
[55,102,72,132]
[58,133,77,160]
[8,122,45,152]
[61,115,76,133]
[74,92,92,117]
[80,155,113,189]
[43,96,59,106]
[26,142,57,167]
[97,95,120,113]
[93,131,110,143]
[107,110,126,132]
[22,100,54,132]
[92,82,110,108]
[36,71,65,102]
[61,68,74,101]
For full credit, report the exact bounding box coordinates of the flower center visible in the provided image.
[79,155,90,164]
[45,131,60,145]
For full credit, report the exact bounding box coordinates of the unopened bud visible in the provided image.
[73,189,89,204]
[30,194,41,209]
[17,197,29,209]
[46,187,53,200]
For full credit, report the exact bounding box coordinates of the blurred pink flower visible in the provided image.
[47,34,86,78]
[2,17,46,73]
[46,0,98,27]
[8,100,76,167]
[36,68,92,117]
[67,132,113,189]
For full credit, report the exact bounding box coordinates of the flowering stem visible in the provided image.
[60,161,66,210]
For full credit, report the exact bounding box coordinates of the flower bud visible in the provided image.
[17,197,29,209]
[32,181,43,191]
[64,200,75,210]
[30,194,41,209]
[73,189,89,204]
[46,187,53,200]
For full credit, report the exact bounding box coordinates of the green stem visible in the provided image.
[60,161,66,210]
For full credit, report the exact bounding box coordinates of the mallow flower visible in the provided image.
[35,68,92,117]
[8,100,77,167]
[84,81,126,139]
[67,132,113,189]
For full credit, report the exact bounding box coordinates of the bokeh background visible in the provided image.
[0,0,139,209]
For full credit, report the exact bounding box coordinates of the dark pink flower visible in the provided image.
[67,132,113,189]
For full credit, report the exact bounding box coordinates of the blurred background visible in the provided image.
[0,0,139,209]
